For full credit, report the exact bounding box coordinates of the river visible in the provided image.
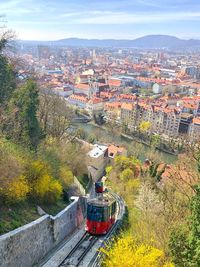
[72,122,177,164]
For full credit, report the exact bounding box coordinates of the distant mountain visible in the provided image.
[131,35,200,50]
[19,35,200,50]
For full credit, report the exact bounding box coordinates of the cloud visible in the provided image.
[0,0,45,16]
[2,0,200,40]
[59,12,83,18]
[0,0,24,9]
[59,11,200,24]
[136,0,163,8]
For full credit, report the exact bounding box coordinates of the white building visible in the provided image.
[152,83,162,94]
[87,144,108,181]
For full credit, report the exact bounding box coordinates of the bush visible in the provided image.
[45,180,62,204]
[102,234,174,267]
[59,167,74,191]
[33,173,51,199]
[76,128,87,140]
[4,175,30,204]
[119,168,134,181]
[87,134,96,144]
[77,174,90,189]
[25,160,63,203]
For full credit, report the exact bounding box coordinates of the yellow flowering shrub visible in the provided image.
[5,175,30,203]
[26,160,63,203]
[102,235,174,267]
[139,121,151,133]
[59,166,74,190]
[33,174,51,198]
[106,166,113,176]
[119,168,134,181]
[45,180,62,203]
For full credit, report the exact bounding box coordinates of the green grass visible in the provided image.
[40,199,69,216]
[77,174,91,190]
[0,201,39,235]
[0,198,69,235]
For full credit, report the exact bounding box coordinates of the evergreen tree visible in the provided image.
[188,184,200,266]
[169,154,200,267]
[0,55,16,106]
[0,27,16,106]
[169,227,190,267]
[3,79,42,149]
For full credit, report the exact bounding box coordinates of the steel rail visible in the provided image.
[89,190,125,267]
[76,236,99,266]
[58,231,89,267]
[57,190,125,267]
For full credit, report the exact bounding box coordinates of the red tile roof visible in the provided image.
[105,102,121,110]
[88,97,103,104]
[193,118,200,125]
[69,94,88,102]
[121,102,134,111]
[75,83,90,90]
[108,144,126,158]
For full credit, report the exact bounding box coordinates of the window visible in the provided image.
[87,204,104,222]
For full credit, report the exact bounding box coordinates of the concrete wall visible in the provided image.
[0,197,86,267]
[53,196,86,245]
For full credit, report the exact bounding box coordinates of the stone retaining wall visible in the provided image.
[53,196,86,245]
[0,196,86,267]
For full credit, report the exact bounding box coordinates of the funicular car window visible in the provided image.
[103,206,108,221]
[87,204,103,222]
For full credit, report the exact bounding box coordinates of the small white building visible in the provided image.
[87,144,108,181]
[152,83,162,94]
[82,69,94,76]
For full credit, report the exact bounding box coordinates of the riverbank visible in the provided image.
[87,121,178,156]
[72,122,177,164]
[121,133,178,156]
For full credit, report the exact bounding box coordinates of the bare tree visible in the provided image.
[135,182,163,215]
[38,91,75,140]
[0,16,16,54]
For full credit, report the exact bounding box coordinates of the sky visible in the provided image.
[0,0,200,40]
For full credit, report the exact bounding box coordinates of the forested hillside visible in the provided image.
[0,31,87,234]
[102,144,200,266]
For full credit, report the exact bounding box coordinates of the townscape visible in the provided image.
[1,1,200,267]
[19,44,200,144]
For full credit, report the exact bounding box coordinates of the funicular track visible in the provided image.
[58,231,98,267]
[88,191,125,267]
[57,190,125,267]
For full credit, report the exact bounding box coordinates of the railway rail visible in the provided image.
[51,188,125,267]
[89,191,125,267]
[58,232,98,267]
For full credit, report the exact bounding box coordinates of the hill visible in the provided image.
[19,35,200,50]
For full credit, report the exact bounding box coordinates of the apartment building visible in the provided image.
[105,102,122,121]
[162,109,181,137]
[120,102,181,138]
[188,118,200,142]
[67,94,88,108]
[74,83,91,97]
[86,97,104,116]
[120,103,137,130]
